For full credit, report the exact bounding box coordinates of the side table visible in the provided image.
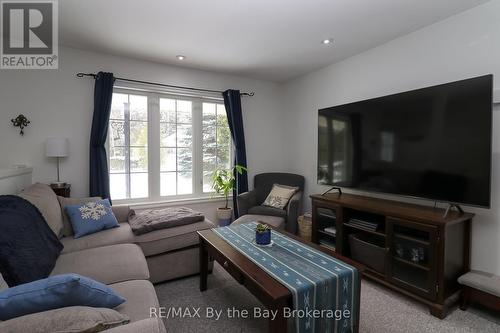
[50,183,71,197]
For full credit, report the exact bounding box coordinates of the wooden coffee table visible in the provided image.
[198,228,364,333]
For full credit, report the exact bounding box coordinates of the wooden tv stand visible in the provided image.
[311,193,473,318]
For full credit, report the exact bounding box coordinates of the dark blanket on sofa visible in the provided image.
[128,207,205,235]
[0,195,63,287]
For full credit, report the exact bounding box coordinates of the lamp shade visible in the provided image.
[45,138,69,157]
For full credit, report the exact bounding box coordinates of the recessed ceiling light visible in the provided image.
[176,55,186,60]
[322,38,333,45]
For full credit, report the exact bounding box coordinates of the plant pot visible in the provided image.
[217,207,233,227]
[256,230,271,245]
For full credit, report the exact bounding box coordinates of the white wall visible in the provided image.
[0,46,287,199]
[283,0,500,274]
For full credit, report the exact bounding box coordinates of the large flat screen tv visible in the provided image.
[318,75,492,207]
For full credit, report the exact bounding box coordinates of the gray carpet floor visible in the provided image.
[155,263,500,332]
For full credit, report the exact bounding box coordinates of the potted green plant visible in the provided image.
[212,165,247,226]
[255,222,271,245]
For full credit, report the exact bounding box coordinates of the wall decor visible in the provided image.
[11,114,30,136]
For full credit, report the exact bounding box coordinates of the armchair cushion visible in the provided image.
[254,173,305,204]
[248,205,287,218]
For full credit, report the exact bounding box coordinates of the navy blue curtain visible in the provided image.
[223,89,248,218]
[89,72,115,200]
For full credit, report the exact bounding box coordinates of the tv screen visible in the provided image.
[318,75,492,207]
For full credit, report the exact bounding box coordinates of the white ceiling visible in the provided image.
[60,0,490,82]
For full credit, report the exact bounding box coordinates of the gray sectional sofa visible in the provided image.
[0,183,216,332]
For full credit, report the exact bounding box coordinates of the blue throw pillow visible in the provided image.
[65,199,119,238]
[0,274,125,320]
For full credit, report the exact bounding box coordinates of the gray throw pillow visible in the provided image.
[57,196,101,237]
[262,184,299,210]
[0,306,130,333]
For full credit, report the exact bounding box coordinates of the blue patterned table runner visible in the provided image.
[213,221,359,333]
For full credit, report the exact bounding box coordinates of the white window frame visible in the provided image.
[108,87,233,205]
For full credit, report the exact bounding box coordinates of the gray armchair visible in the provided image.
[237,173,305,234]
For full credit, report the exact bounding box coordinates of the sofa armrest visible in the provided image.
[237,190,258,216]
[286,191,303,234]
[102,318,166,333]
[112,205,132,223]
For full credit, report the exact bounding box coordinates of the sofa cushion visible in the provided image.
[58,196,101,237]
[61,223,135,254]
[0,306,130,333]
[112,205,132,223]
[110,280,159,323]
[248,205,287,218]
[0,274,125,320]
[65,199,119,238]
[51,244,149,285]
[233,214,285,230]
[19,183,64,237]
[134,219,215,256]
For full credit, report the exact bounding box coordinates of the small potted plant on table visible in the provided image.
[212,165,247,227]
[255,223,271,245]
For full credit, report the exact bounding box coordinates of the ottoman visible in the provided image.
[232,214,285,230]
[458,270,500,312]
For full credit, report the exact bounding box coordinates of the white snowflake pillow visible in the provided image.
[262,184,299,210]
[64,199,119,238]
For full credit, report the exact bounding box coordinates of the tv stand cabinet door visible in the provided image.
[387,217,438,301]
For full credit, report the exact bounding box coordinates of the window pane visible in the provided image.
[130,147,148,172]
[160,148,176,172]
[203,126,216,147]
[178,171,192,195]
[160,98,175,122]
[177,124,192,147]
[203,171,213,193]
[203,102,216,115]
[130,95,148,121]
[203,148,216,193]
[130,121,148,146]
[177,148,192,171]
[160,172,176,196]
[217,145,231,169]
[202,103,231,193]
[216,103,226,116]
[111,93,128,119]
[177,100,192,123]
[109,120,126,147]
[108,92,149,201]
[217,115,231,147]
[160,123,176,147]
[109,147,126,173]
[203,147,217,168]
[130,173,148,198]
[110,174,127,200]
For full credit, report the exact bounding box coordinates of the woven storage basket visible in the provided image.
[298,215,312,241]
